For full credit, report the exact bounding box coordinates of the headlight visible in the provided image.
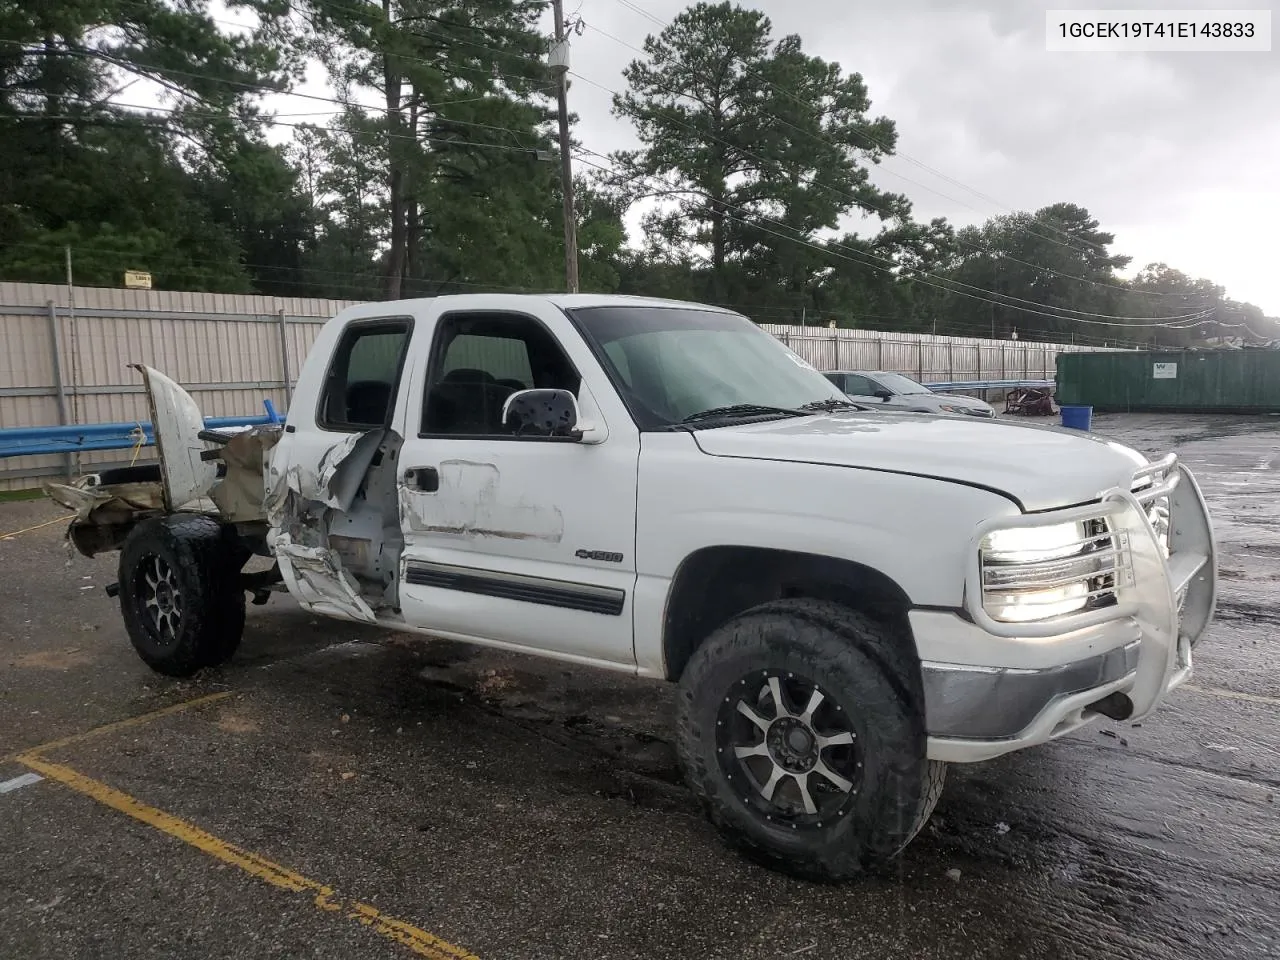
[984,522,1083,563]
[980,521,1118,623]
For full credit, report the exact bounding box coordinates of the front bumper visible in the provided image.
[917,457,1217,763]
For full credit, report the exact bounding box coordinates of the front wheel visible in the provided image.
[118,515,247,677]
[675,598,944,881]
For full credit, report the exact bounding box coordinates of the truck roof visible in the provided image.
[545,293,736,312]
[331,292,738,322]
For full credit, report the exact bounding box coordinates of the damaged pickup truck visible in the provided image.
[47,294,1217,881]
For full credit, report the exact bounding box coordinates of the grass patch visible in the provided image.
[0,488,44,503]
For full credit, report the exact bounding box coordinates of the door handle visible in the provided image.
[404,466,439,492]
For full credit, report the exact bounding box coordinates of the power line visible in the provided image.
[565,85,1214,326]
[585,18,1205,305]
[0,240,1139,346]
[0,238,557,294]
[16,16,1205,321]
[0,226,1143,344]
[7,133,1227,334]
[0,37,549,112]
[601,0,1192,274]
[571,147,1222,332]
[15,97,555,157]
[4,26,1259,338]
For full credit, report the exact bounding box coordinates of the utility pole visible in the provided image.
[551,0,579,293]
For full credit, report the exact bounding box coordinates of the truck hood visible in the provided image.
[691,411,1149,512]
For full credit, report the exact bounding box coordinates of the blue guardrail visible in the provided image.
[925,379,1054,393]
[0,400,282,459]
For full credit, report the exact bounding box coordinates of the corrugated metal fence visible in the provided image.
[0,282,356,489]
[0,281,1104,490]
[759,324,1077,383]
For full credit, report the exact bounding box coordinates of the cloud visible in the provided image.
[567,0,1280,311]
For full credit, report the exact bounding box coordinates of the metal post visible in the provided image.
[45,301,74,480]
[552,0,579,294]
[948,340,954,382]
[276,308,293,408]
[64,245,81,475]
[877,339,884,369]
[917,339,924,381]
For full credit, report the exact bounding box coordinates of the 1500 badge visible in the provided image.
[575,549,624,563]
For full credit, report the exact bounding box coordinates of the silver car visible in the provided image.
[824,370,997,418]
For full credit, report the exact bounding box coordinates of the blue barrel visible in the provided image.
[1060,404,1093,431]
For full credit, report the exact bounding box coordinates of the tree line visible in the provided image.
[1,0,1273,349]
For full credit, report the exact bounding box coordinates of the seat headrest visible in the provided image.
[441,367,495,384]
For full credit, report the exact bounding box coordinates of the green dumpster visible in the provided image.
[1056,350,1280,413]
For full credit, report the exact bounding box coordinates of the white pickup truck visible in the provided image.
[48,294,1217,881]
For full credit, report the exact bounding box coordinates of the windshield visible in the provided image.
[874,372,931,396]
[567,305,851,429]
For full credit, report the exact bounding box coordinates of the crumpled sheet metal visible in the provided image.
[210,424,283,522]
[271,532,377,623]
[264,429,385,625]
[43,478,164,524]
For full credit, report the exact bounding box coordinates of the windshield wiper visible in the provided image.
[799,398,864,412]
[680,403,808,424]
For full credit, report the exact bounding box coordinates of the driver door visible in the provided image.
[395,304,640,667]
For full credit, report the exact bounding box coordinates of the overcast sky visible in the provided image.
[223,0,1280,314]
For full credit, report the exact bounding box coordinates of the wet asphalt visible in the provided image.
[1,413,1277,960]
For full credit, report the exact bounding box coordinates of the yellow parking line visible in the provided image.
[2,691,234,763]
[0,514,67,540]
[17,754,479,960]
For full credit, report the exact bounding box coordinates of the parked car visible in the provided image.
[825,369,997,418]
[45,294,1215,882]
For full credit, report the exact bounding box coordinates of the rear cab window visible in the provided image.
[318,319,413,431]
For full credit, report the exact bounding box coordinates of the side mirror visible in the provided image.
[502,388,584,440]
[874,389,893,401]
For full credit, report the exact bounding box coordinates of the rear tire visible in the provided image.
[118,515,246,677]
[675,598,944,882]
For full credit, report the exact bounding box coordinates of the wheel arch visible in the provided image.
[661,545,918,683]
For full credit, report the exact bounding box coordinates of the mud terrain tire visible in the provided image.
[118,515,246,676]
[675,598,945,881]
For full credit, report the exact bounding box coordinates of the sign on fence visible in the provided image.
[1152,362,1178,380]
[123,270,152,289]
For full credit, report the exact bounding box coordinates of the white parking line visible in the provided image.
[1184,684,1280,708]
[0,772,44,794]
